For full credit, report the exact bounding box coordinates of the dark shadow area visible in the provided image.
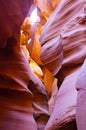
[59,119,77,130]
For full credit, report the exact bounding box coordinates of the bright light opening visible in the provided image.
[30,8,40,25]
[28,38,31,45]
[21,30,23,34]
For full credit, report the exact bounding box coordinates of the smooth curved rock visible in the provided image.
[40,35,63,76]
[0,43,38,130]
[0,0,33,48]
[0,1,49,129]
[40,0,86,129]
[0,40,49,130]
[45,71,78,130]
[76,59,86,130]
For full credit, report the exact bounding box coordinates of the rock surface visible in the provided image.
[0,1,49,130]
[0,0,86,130]
[40,0,86,129]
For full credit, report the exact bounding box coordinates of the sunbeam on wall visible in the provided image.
[30,8,40,25]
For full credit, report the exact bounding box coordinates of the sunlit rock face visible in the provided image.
[35,0,53,18]
[0,0,86,130]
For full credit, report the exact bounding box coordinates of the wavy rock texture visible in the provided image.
[0,1,49,130]
[0,0,86,130]
[0,43,37,130]
[40,35,63,76]
[40,0,86,129]
[0,41,49,130]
